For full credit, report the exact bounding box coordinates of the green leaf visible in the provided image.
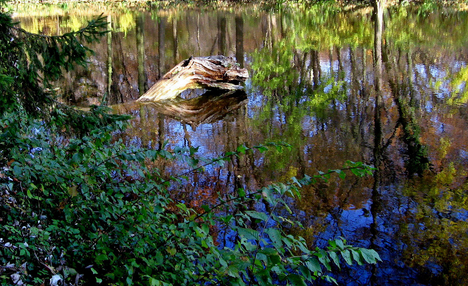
[237,144,248,154]
[167,247,177,256]
[245,211,269,222]
[318,252,331,271]
[298,265,312,282]
[359,248,381,264]
[255,145,269,153]
[237,227,259,241]
[286,274,307,286]
[13,165,22,177]
[72,152,83,164]
[305,257,322,274]
[95,254,108,264]
[351,249,363,265]
[292,176,302,187]
[265,228,283,251]
[336,169,346,179]
[335,238,345,250]
[341,249,353,265]
[329,251,340,268]
[227,265,241,278]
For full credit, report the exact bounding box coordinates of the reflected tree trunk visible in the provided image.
[235,16,244,68]
[336,46,344,80]
[217,15,226,56]
[137,13,147,96]
[157,113,165,151]
[110,35,126,104]
[183,124,192,148]
[173,18,178,66]
[139,104,149,145]
[196,14,201,56]
[107,14,113,103]
[371,1,385,284]
[311,50,320,88]
[158,17,166,79]
[381,13,430,178]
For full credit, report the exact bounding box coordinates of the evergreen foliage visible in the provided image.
[0,8,106,117]
[0,7,381,286]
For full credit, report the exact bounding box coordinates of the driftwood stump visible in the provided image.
[137,55,249,102]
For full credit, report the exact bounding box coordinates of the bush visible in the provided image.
[0,110,380,285]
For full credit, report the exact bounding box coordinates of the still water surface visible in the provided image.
[13,3,468,285]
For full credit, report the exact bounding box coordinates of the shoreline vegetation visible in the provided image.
[5,0,468,17]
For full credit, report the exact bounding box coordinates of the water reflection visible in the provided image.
[112,89,247,128]
[14,3,468,285]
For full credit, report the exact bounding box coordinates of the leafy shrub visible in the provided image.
[0,111,379,285]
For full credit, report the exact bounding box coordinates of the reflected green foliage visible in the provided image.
[115,12,136,35]
[295,10,373,51]
[401,164,468,285]
[446,65,468,106]
[252,40,297,95]
[0,9,106,117]
[386,5,468,50]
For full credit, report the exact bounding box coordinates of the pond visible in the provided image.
[12,2,468,285]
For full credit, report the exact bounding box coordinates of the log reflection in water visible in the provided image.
[113,89,247,128]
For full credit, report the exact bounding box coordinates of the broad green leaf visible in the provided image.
[351,249,363,265]
[286,274,307,286]
[255,145,269,153]
[329,251,340,268]
[237,227,259,241]
[359,248,381,264]
[335,239,345,250]
[341,249,353,265]
[245,211,269,222]
[95,254,108,264]
[227,265,241,278]
[305,257,322,274]
[237,145,248,154]
[265,228,283,251]
[318,252,331,271]
[298,265,312,281]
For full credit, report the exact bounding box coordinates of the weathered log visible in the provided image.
[136,55,249,102]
